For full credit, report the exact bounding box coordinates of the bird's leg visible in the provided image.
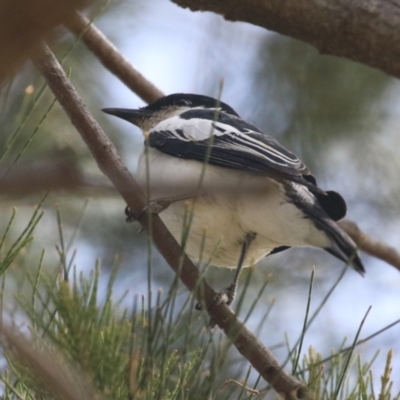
[196,232,256,326]
[213,232,255,306]
[125,193,198,222]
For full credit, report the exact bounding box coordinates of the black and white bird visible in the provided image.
[103,93,364,304]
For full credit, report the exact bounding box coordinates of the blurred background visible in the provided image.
[1,0,400,394]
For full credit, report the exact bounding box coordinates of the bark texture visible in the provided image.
[173,0,400,78]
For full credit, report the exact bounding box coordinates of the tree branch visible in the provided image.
[172,0,400,80]
[339,220,400,271]
[64,12,163,104]
[32,44,310,400]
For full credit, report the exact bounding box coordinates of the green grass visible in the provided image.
[0,205,398,400]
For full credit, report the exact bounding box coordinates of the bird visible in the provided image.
[102,93,364,306]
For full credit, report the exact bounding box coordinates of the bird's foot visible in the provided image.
[213,282,237,307]
[125,193,199,223]
[125,198,174,223]
[196,282,237,328]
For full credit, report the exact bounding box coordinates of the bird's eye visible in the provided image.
[175,99,192,107]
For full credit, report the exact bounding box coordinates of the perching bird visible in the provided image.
[103,93,364,305]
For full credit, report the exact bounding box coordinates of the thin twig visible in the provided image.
[296,316,400,374]
[333,306,372,399]
[65,11,164,103]
[214,378,260,398]
[32,44,310,400]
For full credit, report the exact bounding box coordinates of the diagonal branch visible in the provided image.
[339,220,400,271]
[32,44,310,400]
[64,11,163,104]
[172,0,400,80]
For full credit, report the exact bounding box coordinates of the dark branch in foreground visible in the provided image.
[0,0,90,86]
[172,0,400,80]
[32,44,310,400]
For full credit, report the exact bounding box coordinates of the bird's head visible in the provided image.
[102,93,240,131]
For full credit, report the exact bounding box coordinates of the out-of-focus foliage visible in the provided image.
[253,36,391,159]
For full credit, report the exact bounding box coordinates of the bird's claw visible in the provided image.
[213,282,237,307]
[196,282,237,328]
[125,206,139,223]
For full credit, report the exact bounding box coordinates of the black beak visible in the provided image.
[102,108,154,126]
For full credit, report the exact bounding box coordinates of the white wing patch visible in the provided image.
[151,116,301,168]
[147,109,309,177]
[152,116,233,141]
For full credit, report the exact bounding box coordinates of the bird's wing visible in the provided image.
[147,109,311,180]
[147,108,348,222]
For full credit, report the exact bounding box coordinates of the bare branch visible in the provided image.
[32,44,310,399]
[339,220,400,272]
[172,0,400,80]
[64,12,164,103]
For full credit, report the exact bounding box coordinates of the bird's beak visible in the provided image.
[102,108,154,127]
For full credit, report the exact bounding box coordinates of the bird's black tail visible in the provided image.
[316,218,365,275]
[286,181,364,274]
